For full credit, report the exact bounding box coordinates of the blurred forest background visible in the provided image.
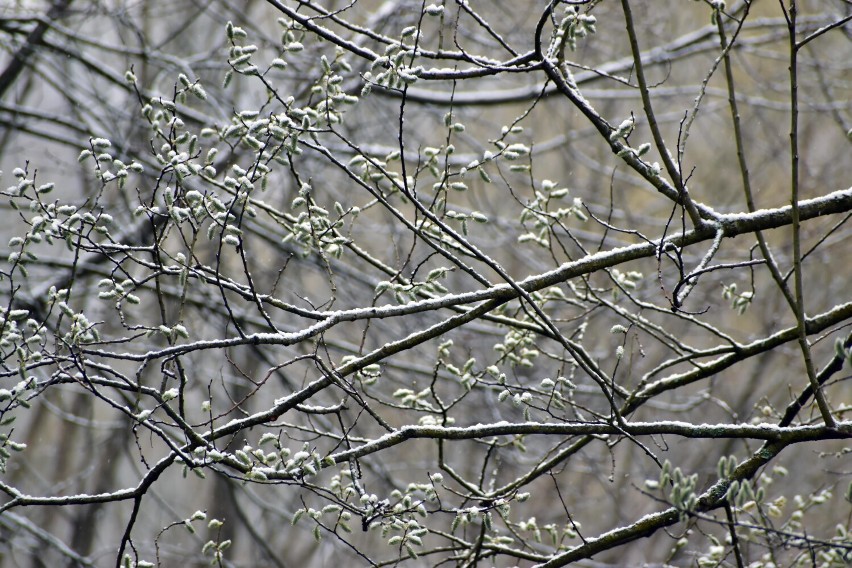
[0,0,851,566]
